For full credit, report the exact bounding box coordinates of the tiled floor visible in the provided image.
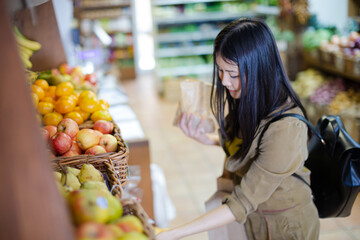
[121,73,360,240]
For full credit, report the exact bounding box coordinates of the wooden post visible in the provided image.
[0,1,75,239]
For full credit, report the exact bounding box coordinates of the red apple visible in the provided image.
[58,63,72,75]
[70,141,82,154]
[85,145,107,155]
[84,73,97,85]
[57,118,79,139]
[76,222,114,240]
[41,128,50,141]
[99,134,118,153]
[44,125,57,138]
[76,129,100,151]
[62,150,80,157]
[50,132,72,155]
[93,120,113,134]
[94,130,104,138]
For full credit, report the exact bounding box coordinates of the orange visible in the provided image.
[64,111,84,125]
[79,98,99,113]
[45,86,57,98]
[37,102,54,115]
[99,99,110,108]
[57,95,76,105]
[74,106,90,121]
[34,79,49,91]
[43,112,63,126]
[42,97,55,105]
[31,85,45,100]
[90,110,112,122]
[31,92,39,107]
[78,90,97,103]
[55,82,74,97]
[55,99,76,114]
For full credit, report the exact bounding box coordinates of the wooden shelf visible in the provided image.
[303,51,360,83]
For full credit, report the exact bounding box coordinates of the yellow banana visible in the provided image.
[18,50,32,69]
[18,45,33,58]
[15,33,41,51]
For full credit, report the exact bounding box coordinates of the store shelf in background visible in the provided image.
[153,0,238,5]
[303,51,360,83]
[155,11,256,25]
[77,8,131,20]
[78,0,131,8]
[157,45,213,57]
[157,29,219,42]
[158,64,212,77]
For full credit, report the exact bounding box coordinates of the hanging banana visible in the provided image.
[13,26,42,69]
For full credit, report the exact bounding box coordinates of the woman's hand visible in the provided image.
[177,112,219,146]
[156,230,179,240]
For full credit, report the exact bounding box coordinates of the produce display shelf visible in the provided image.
[153,0,237,6]
[158,64,213,77]
[157,44,213,57]
[78,3,131,9]
[303,53,360,83]
[157,29,220,43]
[155,11,257,25]
[79,10,131,20]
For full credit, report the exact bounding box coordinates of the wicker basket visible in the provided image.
[52,120,129,193]
[120,198,156,239]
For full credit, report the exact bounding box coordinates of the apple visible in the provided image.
[93,120,113,134]
[94,130,104,138]
[62,149,80,157]
[84,73,97,85]
[50,132,72,155]
[107,224,124,238]
[58,63,72,75]
[76,129,100,151]
[99,134,118,153]
[68,189,110,225]
[70,141,82,154]
[76,222,114,240]
[57,118,79,139]
[41,128,50,141]
[44,125,57,138]
[115,215,144,233]
[85,145,106,155]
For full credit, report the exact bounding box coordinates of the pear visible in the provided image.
[78,164,104,183]
[56,181,73,198]
[81,181,108,191]
[104,190,123,223]
[54,171,62,182]
[61,172,81,190]
[66,166,80,176]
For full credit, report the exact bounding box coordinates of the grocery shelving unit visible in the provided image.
[151,0,279,100]
[73,0,136,79]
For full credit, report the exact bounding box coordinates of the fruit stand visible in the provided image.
[0,0,155,239]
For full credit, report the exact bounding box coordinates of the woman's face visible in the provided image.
[216,55,242,99]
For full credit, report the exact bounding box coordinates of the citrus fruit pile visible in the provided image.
[31,80,111,126]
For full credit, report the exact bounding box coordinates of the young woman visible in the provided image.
[156,18,320,240]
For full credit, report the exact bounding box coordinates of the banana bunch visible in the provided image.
[13,26,42,69]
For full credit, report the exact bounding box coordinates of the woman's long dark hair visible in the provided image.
[210,18,307,159]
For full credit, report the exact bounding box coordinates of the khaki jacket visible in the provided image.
[222,106,313,224]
